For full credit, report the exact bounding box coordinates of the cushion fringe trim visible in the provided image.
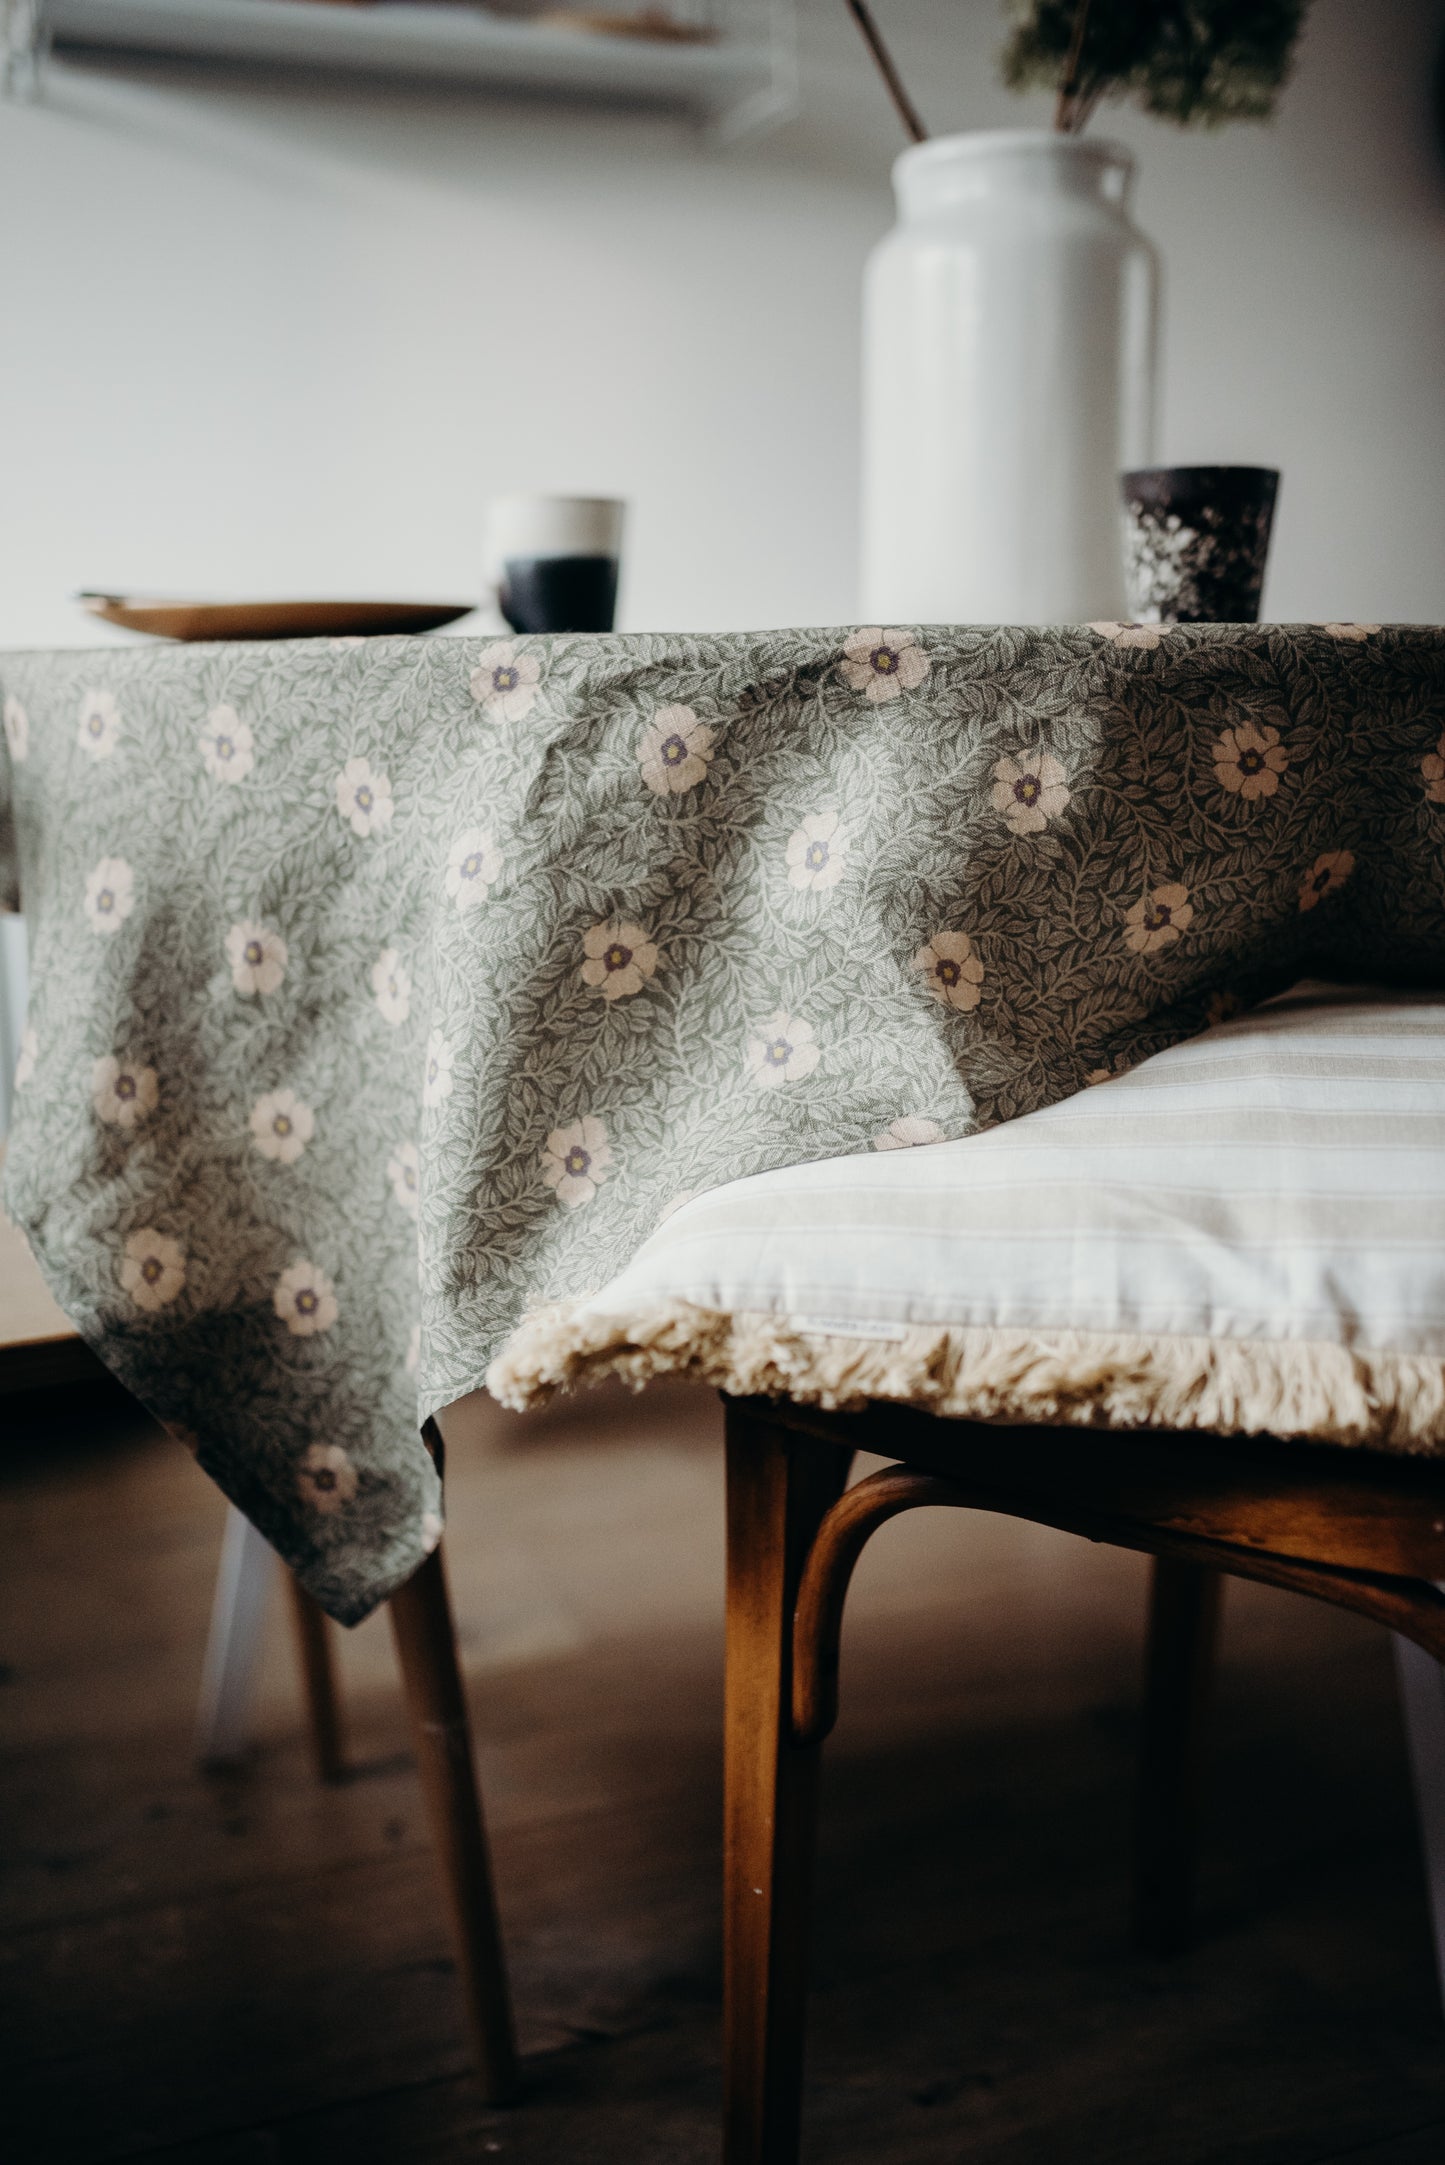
[488,1299,1445,1454]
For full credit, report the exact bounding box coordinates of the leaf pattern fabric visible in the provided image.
[2,624,1443,1622]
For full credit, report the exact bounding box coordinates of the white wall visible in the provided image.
[0,0,1441,644]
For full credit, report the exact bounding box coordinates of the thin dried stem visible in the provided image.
[1053,0,1094,133]
[844,0,928,146]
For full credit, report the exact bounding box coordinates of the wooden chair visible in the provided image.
[0,1185,520,2106]
[721,1398,1445,2165]
[486,982,1445,2161]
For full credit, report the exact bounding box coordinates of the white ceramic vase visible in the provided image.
[861,129,1159,625]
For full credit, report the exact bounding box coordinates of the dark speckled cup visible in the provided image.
[1121,465,1279,624]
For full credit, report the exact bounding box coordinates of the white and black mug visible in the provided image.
[1121,466,1279,625]
[485,495,625,635]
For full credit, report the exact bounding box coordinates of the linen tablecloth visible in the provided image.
[2,624,1442,1621]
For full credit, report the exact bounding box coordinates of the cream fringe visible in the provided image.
[488,1298,1445,1454]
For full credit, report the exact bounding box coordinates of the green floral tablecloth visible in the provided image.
[3,624,1443,1621]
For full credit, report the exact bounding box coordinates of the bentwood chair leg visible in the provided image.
[1393,1629,1445,2019]
[723,1401,852,2165]
[285,1573,347,1784]
[389,1545,521,2105]
[1134,1556,1223,1955]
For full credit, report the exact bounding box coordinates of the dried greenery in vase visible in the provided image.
[846,0,1309,146]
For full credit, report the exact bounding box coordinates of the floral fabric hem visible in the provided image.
[2,624,1442,1621]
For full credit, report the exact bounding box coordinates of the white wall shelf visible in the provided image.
[17,0,794,138]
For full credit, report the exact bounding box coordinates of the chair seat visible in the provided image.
[491,983,1445,1454]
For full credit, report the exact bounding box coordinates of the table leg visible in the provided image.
[389,1544,520,2105]
[285,1572,347,1784]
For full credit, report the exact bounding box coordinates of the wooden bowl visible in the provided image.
[78,594,477,642]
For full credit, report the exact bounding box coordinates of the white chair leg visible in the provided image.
[1393,1629,1445,2020]
[195,1503,276,1766]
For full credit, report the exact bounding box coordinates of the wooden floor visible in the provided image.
[4,1379,1445,2165]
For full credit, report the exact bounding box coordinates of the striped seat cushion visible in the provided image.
[490,985,1445,1453]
